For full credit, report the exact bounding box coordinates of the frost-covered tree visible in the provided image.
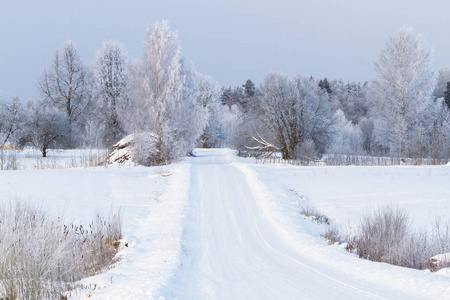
[219,86,245,109]
[229,87,244,109]
[359,117,376,154]
[195,74,221,148]
[329,109,364,155]
[329,80,369,125]
[179,60,208,154]
[38,41,91,146]
[219,87,232,106]
[423,98,450,162]
[220,104,243,148]
[125,20,204,165]
[0,97,22,147]
[91,40,128,147]
[371,28,435,161]
[250,72,335,159]
[19,100,69,157]
[433,67,450,100]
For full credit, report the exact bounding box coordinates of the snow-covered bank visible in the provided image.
[84,162,191,299]
[0,160,190,299]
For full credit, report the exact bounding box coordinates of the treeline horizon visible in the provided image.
[1,22,449,165]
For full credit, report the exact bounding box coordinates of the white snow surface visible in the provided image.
[1,148,450,299]
[249,163,450,230]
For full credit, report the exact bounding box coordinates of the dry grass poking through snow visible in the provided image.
[300,204,331,225]
[0,200,123,299]
[0,149,109,170]
[320,204,450,272]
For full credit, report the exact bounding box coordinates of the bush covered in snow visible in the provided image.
[322,204,450,271]
[0,200,122,299]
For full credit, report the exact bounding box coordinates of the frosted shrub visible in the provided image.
[132,133,160,166]
[355,205,450,270]
[0,149,19,170]
[321,223,342,244]
[300,204,330,225]
[70,209,123,278]
[78,149,109,168]
[0,201,70,299]
[0,200,123,299]
[356,204,410,265]
[399,228,432,269]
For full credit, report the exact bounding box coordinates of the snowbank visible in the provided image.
[436,268,450,277]
[0,158,190,299]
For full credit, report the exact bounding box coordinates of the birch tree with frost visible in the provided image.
[125,20,204,165]
[371,28,435,161]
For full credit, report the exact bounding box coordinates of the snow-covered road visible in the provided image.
[159,149,423,299]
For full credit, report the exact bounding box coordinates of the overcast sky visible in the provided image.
[1,0,450,101]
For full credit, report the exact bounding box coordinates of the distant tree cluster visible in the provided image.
[221,27,450,164]
[0,21,228,165]
[1,25,450,164]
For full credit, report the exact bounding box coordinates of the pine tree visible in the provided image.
[242,79,255,98]
[444,81,450,110]
[239,79,257,112]
[318,77,332,94]
[220,87,232,106]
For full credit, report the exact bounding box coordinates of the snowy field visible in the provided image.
[250,163,450,230]
[0,148,109,170]
[1,148,450,299]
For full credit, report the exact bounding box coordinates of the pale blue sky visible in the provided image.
[1,0,449,101]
